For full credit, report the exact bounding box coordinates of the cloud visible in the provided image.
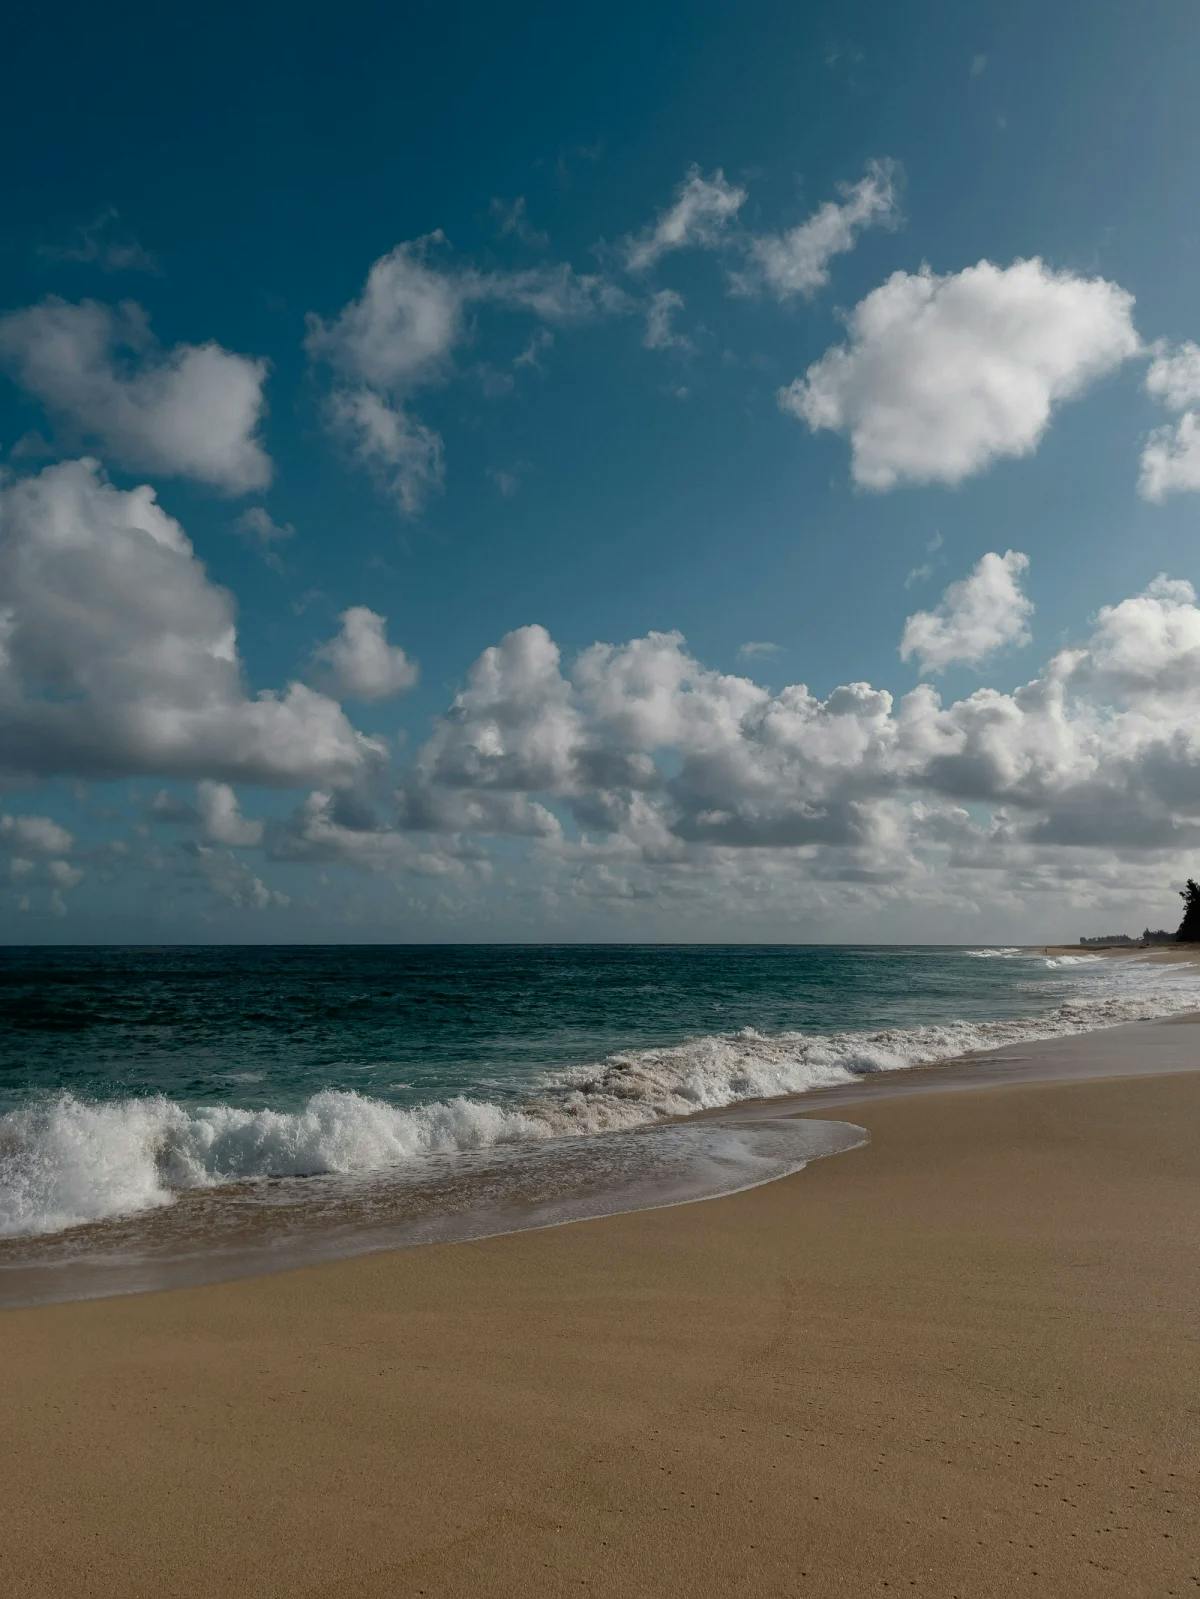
[625,160,899,301]
[0,813,73,854]
[30,569,1200,926]
[233,505,295,572]
[326,388,445,515]
[737,641,782,659]
[1140,413,1200,501]
[739,159,900,299]
[489,195,549,248]
[1143,340,1200,410]
[0,812,82,907]
[1139,342,1200,501]
[234,506,294,548]
[306,235,625,513]
[39,208,158,274]
[623,167,746,272]
[188,843,288,910]
[779,259,1140,489]
[489,466,524,498]
[0,459,381,786]
[643,289,690,351]
[196,781,263,846]
[306,235,463,395]
[418,624,580,793]
[0,299,271,493]
[312,607,419,701]
[900,550,1033,673]
[904,531,945,589]
[379,567,1200,877]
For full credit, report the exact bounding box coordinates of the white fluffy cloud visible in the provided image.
[0,299,271,493]
[376,568,1200,876]
[1139,413,1200,502]
[741,159,899,298]
[306,235,625,513]
[1144,341,1200,410]
[0,460,380,785]
[312,607,419,701]
[779,259,1140,489]
[623,167,746,272]
[1139,341,1200,501]
[40,569,1200,930]
[900,550,1033,673]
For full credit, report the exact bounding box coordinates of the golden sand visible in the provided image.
[2,1049,1198,1597]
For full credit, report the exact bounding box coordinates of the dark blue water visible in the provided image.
[0,943,1080,1113]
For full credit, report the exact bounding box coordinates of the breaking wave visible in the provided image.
[3,953,1198,1239]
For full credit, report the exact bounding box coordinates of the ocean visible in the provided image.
[2,943,1197,1304]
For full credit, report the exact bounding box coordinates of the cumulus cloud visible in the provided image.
[0,460,381,786]
[0,299,271,493]
[0,812,82,907]
[312,607,419,701]
[196,781,263,846]
[306,235,625,512]
[377,566,1200,881]
[1139,414,1200,501]
[0,813,73,854]
[1139,341,1200,501]
[900,550,1033,673]
[779,259,1140,489]
[33,568,1200,928]
[623,167,747,272]
[740,159,900,298]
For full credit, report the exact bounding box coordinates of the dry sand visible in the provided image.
[2,1039,1199,1597]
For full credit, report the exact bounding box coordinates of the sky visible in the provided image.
[2,0,1200,943]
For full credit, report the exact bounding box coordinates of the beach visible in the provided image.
[2,1017,1198,1598]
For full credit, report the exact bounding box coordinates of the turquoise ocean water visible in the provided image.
[2,944,1197,1302]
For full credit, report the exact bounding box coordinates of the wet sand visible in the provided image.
[2,1026,1198,1597]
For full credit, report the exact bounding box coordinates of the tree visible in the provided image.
[1177,879,1200,942]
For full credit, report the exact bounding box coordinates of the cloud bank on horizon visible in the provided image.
[3,33,1200,941]
[3,443,1200,937]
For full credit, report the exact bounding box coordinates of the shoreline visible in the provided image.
[2,1034,1197,1596]
[3,949,1199,1308]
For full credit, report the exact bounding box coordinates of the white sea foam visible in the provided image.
[3,953,1198,1239]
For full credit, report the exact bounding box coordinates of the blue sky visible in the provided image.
[2,0,1200,941]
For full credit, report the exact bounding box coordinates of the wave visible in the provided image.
[3,955,1199,1239]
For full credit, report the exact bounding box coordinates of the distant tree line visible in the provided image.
[1078,879,1200,945]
